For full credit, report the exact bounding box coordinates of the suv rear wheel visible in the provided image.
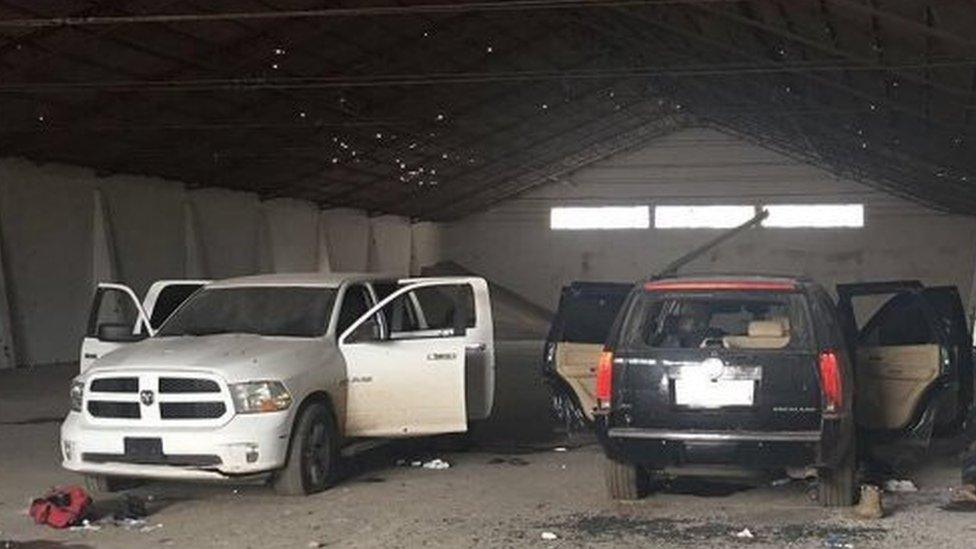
[819,438,856,507]
[273,402,339,496]
[604,457,647,500]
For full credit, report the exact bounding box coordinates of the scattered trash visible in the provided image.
[734,528,754,539]
[883,479,917,493]
[541,531,558,540]
[852,484,884,520]
[308,542,327,548]
[488,457,529,466]
[68,518,102,532]
[422,459,450,470]
[941,484,976,512]
[823,532,854,548]
[553,447,568,453]
[410,461,422,467]
[139,523,163,533]
[28,485,92,529]
[771,478,791,487]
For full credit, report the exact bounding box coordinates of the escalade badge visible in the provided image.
[140,390,155,406]
[701,358,725,382]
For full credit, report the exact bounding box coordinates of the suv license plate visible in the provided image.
[674,379,754,408]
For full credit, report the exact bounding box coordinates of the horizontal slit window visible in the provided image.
[550,206,649,230]
[655,205,756,229]
[761,204,864,228]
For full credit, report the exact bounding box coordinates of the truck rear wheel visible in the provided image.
[604,456,646,500]
[819,438,856,507]
[274,402,338,496]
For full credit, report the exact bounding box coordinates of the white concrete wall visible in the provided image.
[0,159,417,367]
[442,127,976,311]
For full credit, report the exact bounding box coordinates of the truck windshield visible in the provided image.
[619,292,810,351]
[156,287,337,338]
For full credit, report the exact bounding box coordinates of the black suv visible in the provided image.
[595,275,972,506]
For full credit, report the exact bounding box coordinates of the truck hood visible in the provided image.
[85,334,331,383]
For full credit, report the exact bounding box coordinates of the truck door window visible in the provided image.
[148,284,202,329]
[337,285,372,336]
[88,289,141,338]
[385,284,475,339]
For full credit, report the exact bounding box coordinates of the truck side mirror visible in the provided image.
[98,323,146,343]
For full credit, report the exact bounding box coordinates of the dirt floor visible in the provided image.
[2,341,975,548]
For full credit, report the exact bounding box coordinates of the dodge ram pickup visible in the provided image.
[61,273,495,495]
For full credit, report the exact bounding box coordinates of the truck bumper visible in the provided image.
[597,425,823,469]
[60,411,292,480]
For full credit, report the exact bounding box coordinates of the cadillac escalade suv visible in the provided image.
[595,276,857,506]
[595,275,973,507]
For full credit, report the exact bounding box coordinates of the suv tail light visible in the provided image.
[818,350,843,415]
[595,351,614,410]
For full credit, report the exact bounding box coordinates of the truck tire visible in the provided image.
[274,402,338,496]
[604,456,645,500]
[819,438,856,507]
[83,475,139,493]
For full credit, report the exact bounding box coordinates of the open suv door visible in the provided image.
[837,281,973,439]
[81,280,209,372]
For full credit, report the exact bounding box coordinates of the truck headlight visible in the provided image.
[230,381,292,414]
[69,380,84,412]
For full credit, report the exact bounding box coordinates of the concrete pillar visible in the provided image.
[183,199,209,278]
[316,210,333,272]
[256,205,275,273]
[0,218,16,369]
[92,188,119,283]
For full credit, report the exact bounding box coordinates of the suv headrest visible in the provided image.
[748,320,787,338]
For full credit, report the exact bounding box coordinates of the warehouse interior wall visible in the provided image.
[441,127,976,312]
[0,158,416,368]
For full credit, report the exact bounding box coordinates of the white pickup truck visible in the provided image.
[61,273,495,495]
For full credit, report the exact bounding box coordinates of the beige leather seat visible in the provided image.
[724,318,791,349]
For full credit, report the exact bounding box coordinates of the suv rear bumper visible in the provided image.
[598,426,823,469]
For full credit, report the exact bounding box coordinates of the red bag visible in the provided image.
[29,486,92,529]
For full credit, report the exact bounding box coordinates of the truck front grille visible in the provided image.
[84,373,230,423]
[159,402,226,419]
[90,377,139,393]
[88,401,141,418]
[159,378,220,393]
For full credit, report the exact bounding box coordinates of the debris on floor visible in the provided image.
[823,532,855,549]
[422,458,451,470]
[852,485,885,520]
[553,447,568,453]
[883,479,917,493]
[940,484,976,512]
[770,477,791,487]
[734,527,754,539]
[488,457,530,466]
[28,485,92,529]
[540,531,558,540]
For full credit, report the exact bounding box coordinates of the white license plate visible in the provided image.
[674,378,754,408]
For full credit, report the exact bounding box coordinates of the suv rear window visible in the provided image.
[618,292,811,351]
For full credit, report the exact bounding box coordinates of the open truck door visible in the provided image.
[339,277,494,437]
[837,281,972,436]
[80,280,208,372]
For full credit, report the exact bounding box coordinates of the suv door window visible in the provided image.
[859,294,937,346]
[337,285,372,336]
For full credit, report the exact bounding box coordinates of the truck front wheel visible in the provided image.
[274,402,338,496]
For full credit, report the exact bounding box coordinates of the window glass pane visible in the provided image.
[413,285,476,330]
[762,204,863,228]
[157,287,336,337]
[89,289,139,336]
[149,284,203,329]
[550,206,649,230]
[337,286,370,335]
[654,205,756,228]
